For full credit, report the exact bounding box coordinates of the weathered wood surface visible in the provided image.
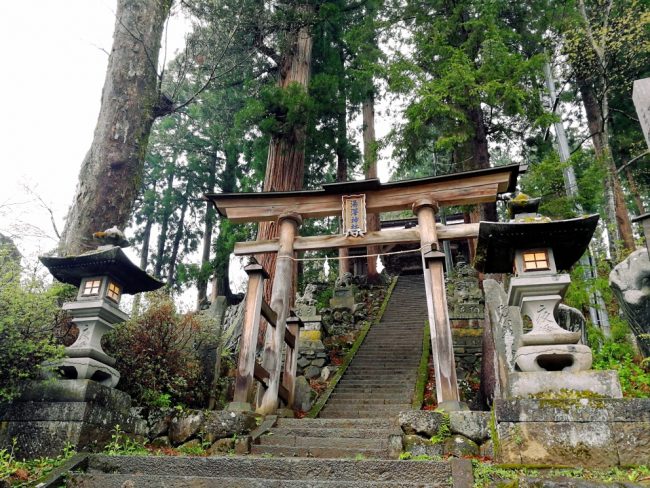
[233,224,479,256]
[261,300,277,327]
[217,181,501,223]
[282,317,301,407]
[256,215,300,415]
[232,266,265,405]
[414,200,460,403]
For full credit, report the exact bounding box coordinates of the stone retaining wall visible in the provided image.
[452,328,483,380]
[494,398,650,467]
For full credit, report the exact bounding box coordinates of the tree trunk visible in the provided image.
[212,142,238,304]
[197,154,218,310]
[167,187,190,289]
[139,216,153,271]
[59,0,172,256]
[579,80,635,255]
[363,94,381,282]
[257,7,314,299]
[626,167,645,215]
[467,106,497,222]
[154,168,176,278]
[336,47,350,278]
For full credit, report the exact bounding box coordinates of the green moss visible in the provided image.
[412,323,431,409]
[489,406,500,457]
[307,276,399,418]
[528,389,607,411]
[452,328,484,337]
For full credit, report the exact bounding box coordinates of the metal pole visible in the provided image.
[543,60,611,337]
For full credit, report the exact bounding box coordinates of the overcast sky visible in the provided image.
[0,1,187,262]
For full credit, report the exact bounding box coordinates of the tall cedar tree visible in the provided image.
[59,0,173,256]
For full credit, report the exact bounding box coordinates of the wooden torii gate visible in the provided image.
[207,164,521,414]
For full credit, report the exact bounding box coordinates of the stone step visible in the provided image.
[70,473,450,488]
[76,455,455,486]
[269,427,399,439]
[333,381,413,387]
[250,445,389,459]
[330,392,412,399]
[275,418,396,429]
[318,411,403,419]
[258,434,388,450]
[326,397,412,405]
[332,389,413,397]
[319,405,411,415]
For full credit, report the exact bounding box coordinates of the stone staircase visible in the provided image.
[251,274,427,459]
[319,273,427,419]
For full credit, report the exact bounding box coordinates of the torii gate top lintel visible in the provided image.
[206,163,522,224]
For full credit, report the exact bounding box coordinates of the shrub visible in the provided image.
[0,249,68,402]
[104,292,210,408]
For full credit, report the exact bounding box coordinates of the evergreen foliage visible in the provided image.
[0,249,70,402]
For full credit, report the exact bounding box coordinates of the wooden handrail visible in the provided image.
[261,300,277,327]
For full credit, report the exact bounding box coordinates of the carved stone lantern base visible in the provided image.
[515,344,592,373]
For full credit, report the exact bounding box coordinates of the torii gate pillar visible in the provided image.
[413,199,462,408]
[256,212,303,415]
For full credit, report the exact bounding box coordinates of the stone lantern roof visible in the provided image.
[473,214,600,274]
[40,246,163,294]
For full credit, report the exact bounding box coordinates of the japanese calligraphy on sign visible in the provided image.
[342,194,367,237]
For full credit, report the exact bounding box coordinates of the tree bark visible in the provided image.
[153,167,176,278]
[59,0,172,256]
[363,94,381,281]
[467,106,497,222]
[337,50,350,278]
[197,153,218,310]
[167,185,190,289]
[257,7,314,299]
[625,167,645,215]
[579,80,635,255]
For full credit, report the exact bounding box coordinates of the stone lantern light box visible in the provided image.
[40,246,163,388]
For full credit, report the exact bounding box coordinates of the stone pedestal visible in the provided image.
[507,370,622,398]
[0,380,146,458]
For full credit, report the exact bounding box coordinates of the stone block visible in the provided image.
[19,379,131,412]
[612,421,650,466]
[304,366,321,379]
[495,398,650,423]
[311,358,326,368]
[294,375,317,412]
[448,411,490,443]
[0,381,146,458]
[443,435,479,458]
[169,411,204,445]
[207,437,234,455]
[497,421,619,466]
[201,410,257,443]
[507,370,622,399]
[398,410,447,438]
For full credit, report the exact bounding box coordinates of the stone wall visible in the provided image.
[399,398,650,468]
[452,328,483,380]
[495,398,650,467]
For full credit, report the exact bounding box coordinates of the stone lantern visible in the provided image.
[40,246,163,387]
[474,197,622,398]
